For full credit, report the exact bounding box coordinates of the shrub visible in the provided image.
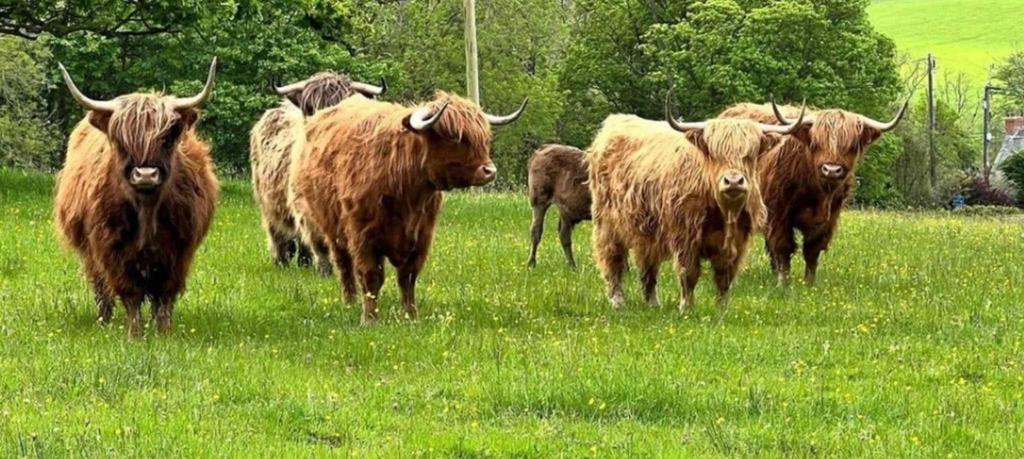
[960,175,1016,207]
[951,205,1024,217]
[999,151,1024,201]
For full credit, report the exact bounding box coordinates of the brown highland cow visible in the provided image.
[291,92,527,323]
[249,73,385,274]
[53,59,219,337]
[719,100,906,285]
[588,94,802,313]
[526,144,591,268]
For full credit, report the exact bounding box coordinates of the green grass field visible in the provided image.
[869,0,1021,84]
[2,168,1024,455]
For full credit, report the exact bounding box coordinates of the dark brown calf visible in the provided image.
[526,144,591,268]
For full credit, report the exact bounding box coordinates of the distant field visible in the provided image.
[3,168,1024,455]
[869,0,1021,84]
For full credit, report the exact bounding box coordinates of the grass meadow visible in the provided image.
[868,0,1022,84]
[1,168,1024,456]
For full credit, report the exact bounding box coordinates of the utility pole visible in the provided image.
[927,54,937,191]
[983,84,1004,183]
[464,0,480,104]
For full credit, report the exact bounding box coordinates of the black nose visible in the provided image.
[820,164,846,179]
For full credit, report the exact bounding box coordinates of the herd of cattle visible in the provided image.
[49,58,906,336]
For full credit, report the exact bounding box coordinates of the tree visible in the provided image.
[0,37,58,168]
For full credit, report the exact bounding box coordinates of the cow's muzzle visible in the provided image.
[130,167,162,190]
[719,171,748,200]
[472,163,497,186]
[820,164,846,180]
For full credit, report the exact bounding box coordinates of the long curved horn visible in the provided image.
[860,99,909,132]
[273,76,310,95]
[408,101,449,131]
[665,89,706,132]
[58,63,119,113]
[485,98,528,126]
[172,57,217,110]
[761,104,806,135]
[770,99,814,126]
[351,77,387,97]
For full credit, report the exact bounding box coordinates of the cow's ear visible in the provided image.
[88,110,112,133]
[759,134,781,157]
[176,107,200,131]
[285,92,305,114]
[859,127,883,149]
[685,130,709,156]
[788,124,812,147]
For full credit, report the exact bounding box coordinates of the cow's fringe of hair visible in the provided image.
[107,94,179,165]
[295,72,355,115]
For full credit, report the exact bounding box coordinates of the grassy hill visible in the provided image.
[868,0,1022,84]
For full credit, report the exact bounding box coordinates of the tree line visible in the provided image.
[1,0,1020,206]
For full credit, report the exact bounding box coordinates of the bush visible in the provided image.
[960,175,1016,207]
[951,205,1023,217]
[999,151,1024,201]
[0,37,59,169]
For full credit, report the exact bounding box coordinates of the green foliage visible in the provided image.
[993,50,1024,114]
[0,37,59,168]
[4,169,1024,454]
[999,151,1024,201]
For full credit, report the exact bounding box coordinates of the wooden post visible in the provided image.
[464,0,480,104]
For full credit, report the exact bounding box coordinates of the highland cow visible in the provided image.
[53,59,219,337]
[526,144,591,268]
[588,94,802,313]
[291,92,527,323]
[719,100,906,285]
[249,73,385,274]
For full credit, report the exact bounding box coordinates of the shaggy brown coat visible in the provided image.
[54,95,218,337]
[526,144,591,268]
[251,72,371,274]
[588,115,773,313]
[719,103,888,285]
[291,92,498,323]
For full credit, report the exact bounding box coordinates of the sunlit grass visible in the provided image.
[1,168,1023,455]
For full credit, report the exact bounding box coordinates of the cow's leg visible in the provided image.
[675,252,701,315]
[766,224,796,287]
[557,214,578,269]
[637,254,660,307]
[296,241,314,267]
[396,251,427,320]
[594,224,627,309]
[312,238,333,277]
[123,294,144,339]
[89,273,114,325]
[802,226,836,287]
[329,243,358,305]
[710,255,738,310]
[265,225,293,267]
[526,202,550,268]
[354,248,385,325]
[154,298,175,335]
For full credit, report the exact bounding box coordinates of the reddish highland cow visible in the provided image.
[719,101,906,285]
[53,59,219,337]
[291,92,527,323]
[588,94,802,312]
[249,73,385,274]
[526,144,591,268]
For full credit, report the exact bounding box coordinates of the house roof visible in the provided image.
[996,128,1024,166]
